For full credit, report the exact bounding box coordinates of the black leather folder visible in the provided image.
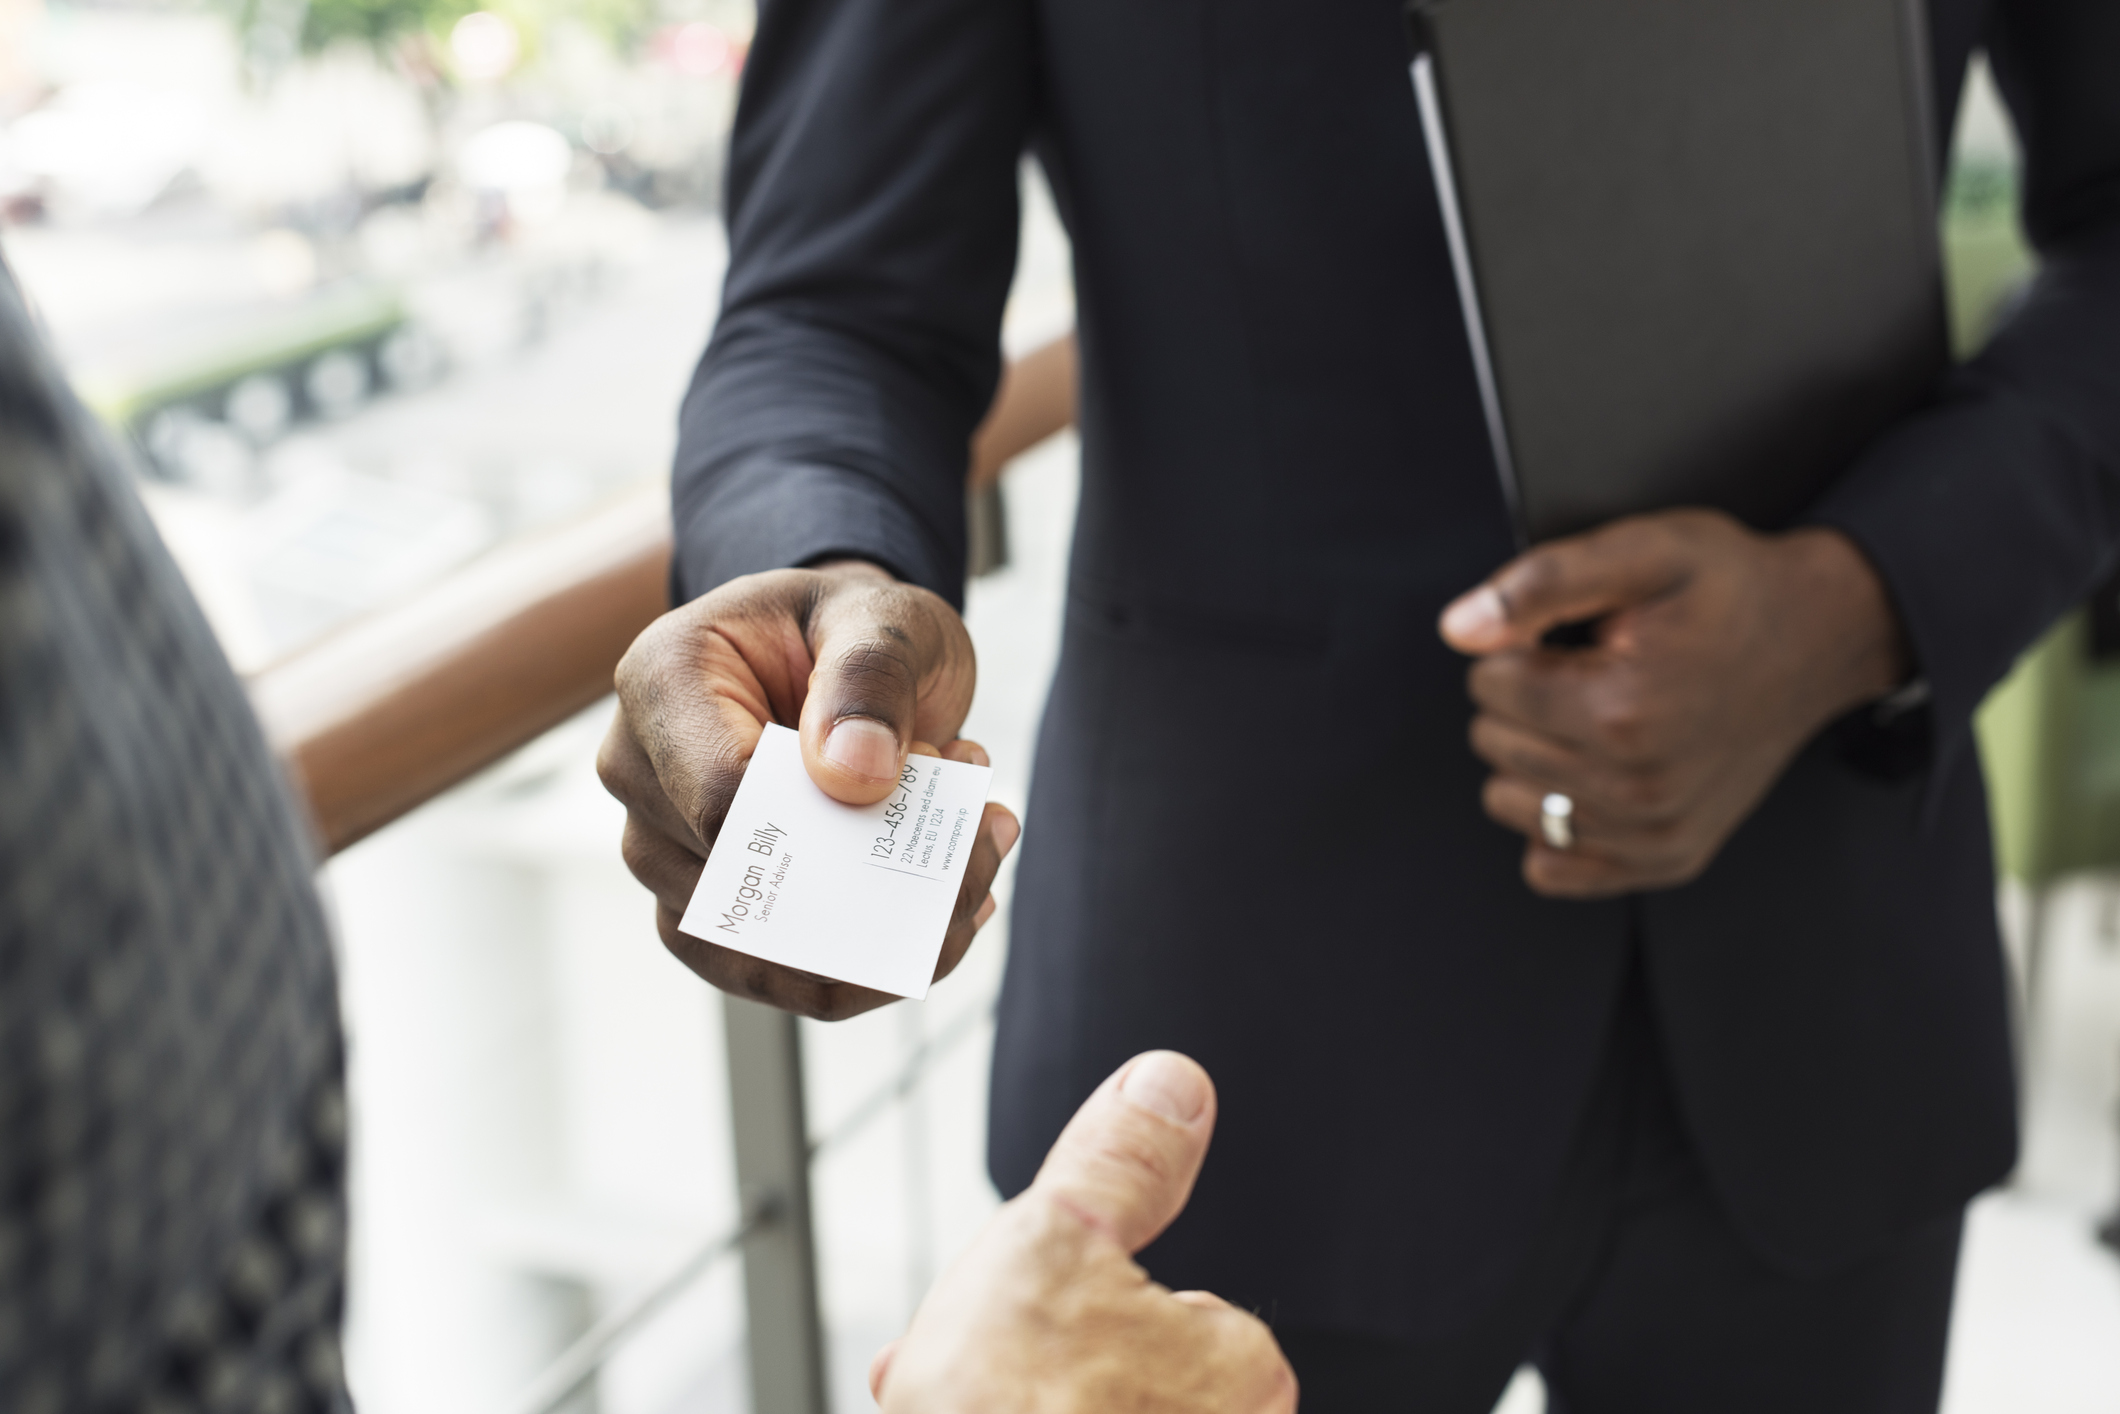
[1405,0,1951,545]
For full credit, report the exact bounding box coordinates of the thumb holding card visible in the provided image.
[797,558,980,807]
[601,559,1019,1021]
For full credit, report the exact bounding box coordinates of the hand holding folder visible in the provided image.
[1412,0,1943,893]
[1439,510,1911,896]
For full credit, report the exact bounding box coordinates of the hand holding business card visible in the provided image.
[680,724,996,999]
[601,561,1015,1019]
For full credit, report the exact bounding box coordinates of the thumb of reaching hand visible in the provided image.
[1030,1051,1218,1255]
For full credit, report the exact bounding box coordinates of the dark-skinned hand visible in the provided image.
[598,559,1019,1019]
[1439,509,1911,899]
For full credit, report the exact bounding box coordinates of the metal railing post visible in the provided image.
[505,1002,992,1414]
[723,995,829,1414]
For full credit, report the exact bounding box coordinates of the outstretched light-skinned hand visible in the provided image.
[598,559,1019,1019]
[1440,509,1910,898]
[868,1052,1297,1414]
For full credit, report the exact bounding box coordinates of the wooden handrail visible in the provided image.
[252,331,1080,855]
[251,485,674,854]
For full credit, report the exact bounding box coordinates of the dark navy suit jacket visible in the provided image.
[671,0,2120,1340]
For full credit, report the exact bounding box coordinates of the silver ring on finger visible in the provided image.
[1539,792,1576,851]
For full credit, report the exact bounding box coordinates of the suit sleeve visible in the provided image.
[1808,0,2120,782]
[670,0,1036,609]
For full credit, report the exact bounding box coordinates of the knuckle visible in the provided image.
[657,909,711,973]
[720,566,814,617]
[620,821,654,877]
[687,738,750,843]
[1587,692,1650,755]
[594,733,627,796]
[610,625,662,701]
[1503,736,1555,779]
[1088,1126,1180,1194]
[1510,667,1560,725]
[1217,1314,1297,1413]
[620,821,691,897]
[828,638,922,711]
[1504,550,1564,613]
[594,718,649,801]
[614,605,696,701]
[1467,715,1509,762]
[1466,714,1489,754]
[620,569,809,701]
[1256,1355,1301,1414]
[1527,851,1598,898]
[1014,1189,1098,1257]
[1465,660,1504,710]
[1606,512,1661,548]
[1614,767,1674,818]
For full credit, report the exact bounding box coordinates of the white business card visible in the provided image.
[678,723,994,999]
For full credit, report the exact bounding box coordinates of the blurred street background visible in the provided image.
[3,0,742,663]
[3,1,2117,1410]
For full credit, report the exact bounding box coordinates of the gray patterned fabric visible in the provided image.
[0,259,351,1412]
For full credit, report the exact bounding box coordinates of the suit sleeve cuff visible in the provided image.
[1807,375,2113,784]
[671,458,962,609]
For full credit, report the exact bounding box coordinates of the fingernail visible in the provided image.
[990,811,1021,857]
[973,895,996,928]
[1121,1051,1209,1124]
[1440,586,1505,644]
[824,718,900,781]
[952,739,992,768]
